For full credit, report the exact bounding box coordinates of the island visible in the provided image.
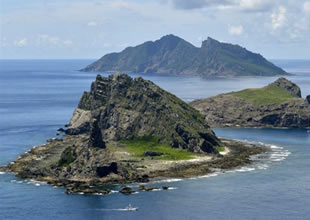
[190,78,310,128]
[81,35,289,77]
[1,73,268,194]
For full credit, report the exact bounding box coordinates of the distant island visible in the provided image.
[191,78,310,128]
[2,74,267,194]
[82,34,289,77]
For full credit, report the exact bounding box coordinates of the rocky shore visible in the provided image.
[2,137,268,195]
[2,73,270,195]
[191,78,310,128]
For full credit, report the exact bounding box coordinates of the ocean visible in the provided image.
[0,59,310,220]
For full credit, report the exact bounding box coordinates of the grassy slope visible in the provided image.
[215,146,225,152]
[119,136,196,161]
[230,85,296,105]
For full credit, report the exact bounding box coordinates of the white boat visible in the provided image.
[125,204,138,211]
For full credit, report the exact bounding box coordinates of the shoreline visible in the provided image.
[1,137,270,195]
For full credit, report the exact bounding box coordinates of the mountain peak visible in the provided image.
[201,37,221,49]
[68,73,221,153]
[81,34,289,77]
[268,77,301,98]
[159,34,182,41]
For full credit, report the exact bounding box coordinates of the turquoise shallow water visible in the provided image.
[0,59,310,220]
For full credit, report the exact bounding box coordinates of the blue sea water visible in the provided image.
[0,59,310,220]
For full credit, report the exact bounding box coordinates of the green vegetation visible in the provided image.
[58,147,75,167]
[215,146,225,152]
[231,85,295,105]
[83,35,287,77]
[119,136,196,161]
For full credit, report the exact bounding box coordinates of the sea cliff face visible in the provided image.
[191,78,310,128]
[81,35,288,77]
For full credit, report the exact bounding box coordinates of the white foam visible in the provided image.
[150,188,162,191]
[0,172,5,175]
[270,145,283,149]
[235,167,256,172]
[257,164,269,170]
[152,178,183,184]
[167,187,177,190]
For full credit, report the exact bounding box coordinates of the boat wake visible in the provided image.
[97,204,138,212]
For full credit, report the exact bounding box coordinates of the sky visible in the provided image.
[0,0,310,59]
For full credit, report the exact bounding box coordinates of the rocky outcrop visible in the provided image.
[269,77,301,97]
[191,78,310,128]
[81,35,289,77]
[306,95,310,104]
[66,73,221,153]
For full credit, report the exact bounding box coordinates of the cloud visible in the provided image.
[239,0,273,12]
[304,1,310,13]
[36,34,73,47]
[170,0,273,12]
[109,1,137,9]
[37,34,62,46]
[63,40,73,46]
[0,37,8,48]
[37,34,59,46]
[271,6,286,30]
[87,21,97,26]
[228,25,244,35]
[170,0,229,10]
[14,38,27,47]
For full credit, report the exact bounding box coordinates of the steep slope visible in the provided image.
[82,35,288,77]
[66,73,221,153]
[191,78,310,128]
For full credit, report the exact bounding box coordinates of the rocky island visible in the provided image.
[191,78,310,128]
[81,35,289,77]
[3,73,268,194]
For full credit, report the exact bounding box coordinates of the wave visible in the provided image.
[151,178,183,184]
[95,208,138,212]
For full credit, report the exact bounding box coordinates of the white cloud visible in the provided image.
[63,40,73,46]
[271,6,286,30]
[14,38,27,47]
[87,21,97,26]
[304,2,310,13]
[109,1,137,9]
[0,37,8,48]
[239,0,272,12]
[228,25,244,35]
[37,34,60,46]
[36,34,74,47]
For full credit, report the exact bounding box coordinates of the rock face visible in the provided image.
[306,95,310,104]
[191,78,310,128]
[81,35,288,77]
[67,73,221,153]
[269,77,301,98]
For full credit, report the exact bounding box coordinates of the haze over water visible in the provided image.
[0,59,310,220]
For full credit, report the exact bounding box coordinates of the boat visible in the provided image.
[125,204,138,211]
